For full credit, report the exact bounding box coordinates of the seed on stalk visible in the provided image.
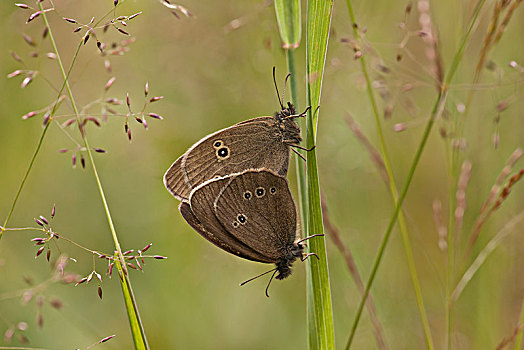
[23,34,36,46]
[100,335,115,343]
[129,12,142,20]
[8,70,23,78]
[27,11,41,23]
[105,77,116,91]
[21,76,33,88]
[10,51,23,63]
[22,111,37,119]
[35,246,45,258]
[149,96,163,103]
[117,28,129,35]
[148,113,163,120]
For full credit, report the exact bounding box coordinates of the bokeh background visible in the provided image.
[0,0,523,349]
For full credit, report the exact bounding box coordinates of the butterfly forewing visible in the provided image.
[188,176,273,263]
[213,169,297,260]
[164,118,290,202]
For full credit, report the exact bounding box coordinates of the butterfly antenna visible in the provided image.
[280,73,292,107]
[272,66,284,110]
[240,267,277,287]
[265,269,278,298]
[297,233,325,244]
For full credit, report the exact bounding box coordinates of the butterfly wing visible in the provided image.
[213,169,297,261]
[187,177,273,263]
[164,117,290,202]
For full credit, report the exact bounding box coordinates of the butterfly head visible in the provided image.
[274,102,302,144]
[275,241,304,280]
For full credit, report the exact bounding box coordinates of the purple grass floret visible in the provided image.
[27,11,41,23]
[148,113,163,120]
[35,246,45,258]
[39,216,49,225]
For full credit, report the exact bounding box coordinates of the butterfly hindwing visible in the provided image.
[187,176,273,263]
[213,169,297,261]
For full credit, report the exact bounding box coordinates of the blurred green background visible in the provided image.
[0,0,523,349]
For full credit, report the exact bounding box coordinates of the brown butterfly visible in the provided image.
[178,168,321,296]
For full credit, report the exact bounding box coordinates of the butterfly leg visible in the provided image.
[301,252,320,261]
[289,143,316,152]
[291,148,306,162]
[297,233,325,244]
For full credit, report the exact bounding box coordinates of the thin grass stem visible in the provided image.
[345,1,487,348]
[39,5,149,349]
[344,0,434,348]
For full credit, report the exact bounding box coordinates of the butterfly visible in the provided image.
[178,169,320,296]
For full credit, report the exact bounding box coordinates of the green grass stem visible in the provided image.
[344,0,435,348]
[345,1,487,348]
[39,5,149,349]
[305,0,335,348]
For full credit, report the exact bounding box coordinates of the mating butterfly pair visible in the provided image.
[163,70,320,295]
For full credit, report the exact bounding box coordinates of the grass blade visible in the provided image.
[274,0,301,48]
[305,0,335,348]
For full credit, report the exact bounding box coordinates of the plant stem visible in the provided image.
[305,0,336,347]
[286,49,308,232]
[345,0,487,346]
[39,6,149,349]
[0,123,50,240]
[344,0,434,348]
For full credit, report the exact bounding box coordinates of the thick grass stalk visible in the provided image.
[39,6,149,349]
[274,3,313,346]
[305,0,335,348]
[274,0,301,49]
[274,0,307,239]
[344,0,434,348]
[345,1,487,348]
[285,50,309,231]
